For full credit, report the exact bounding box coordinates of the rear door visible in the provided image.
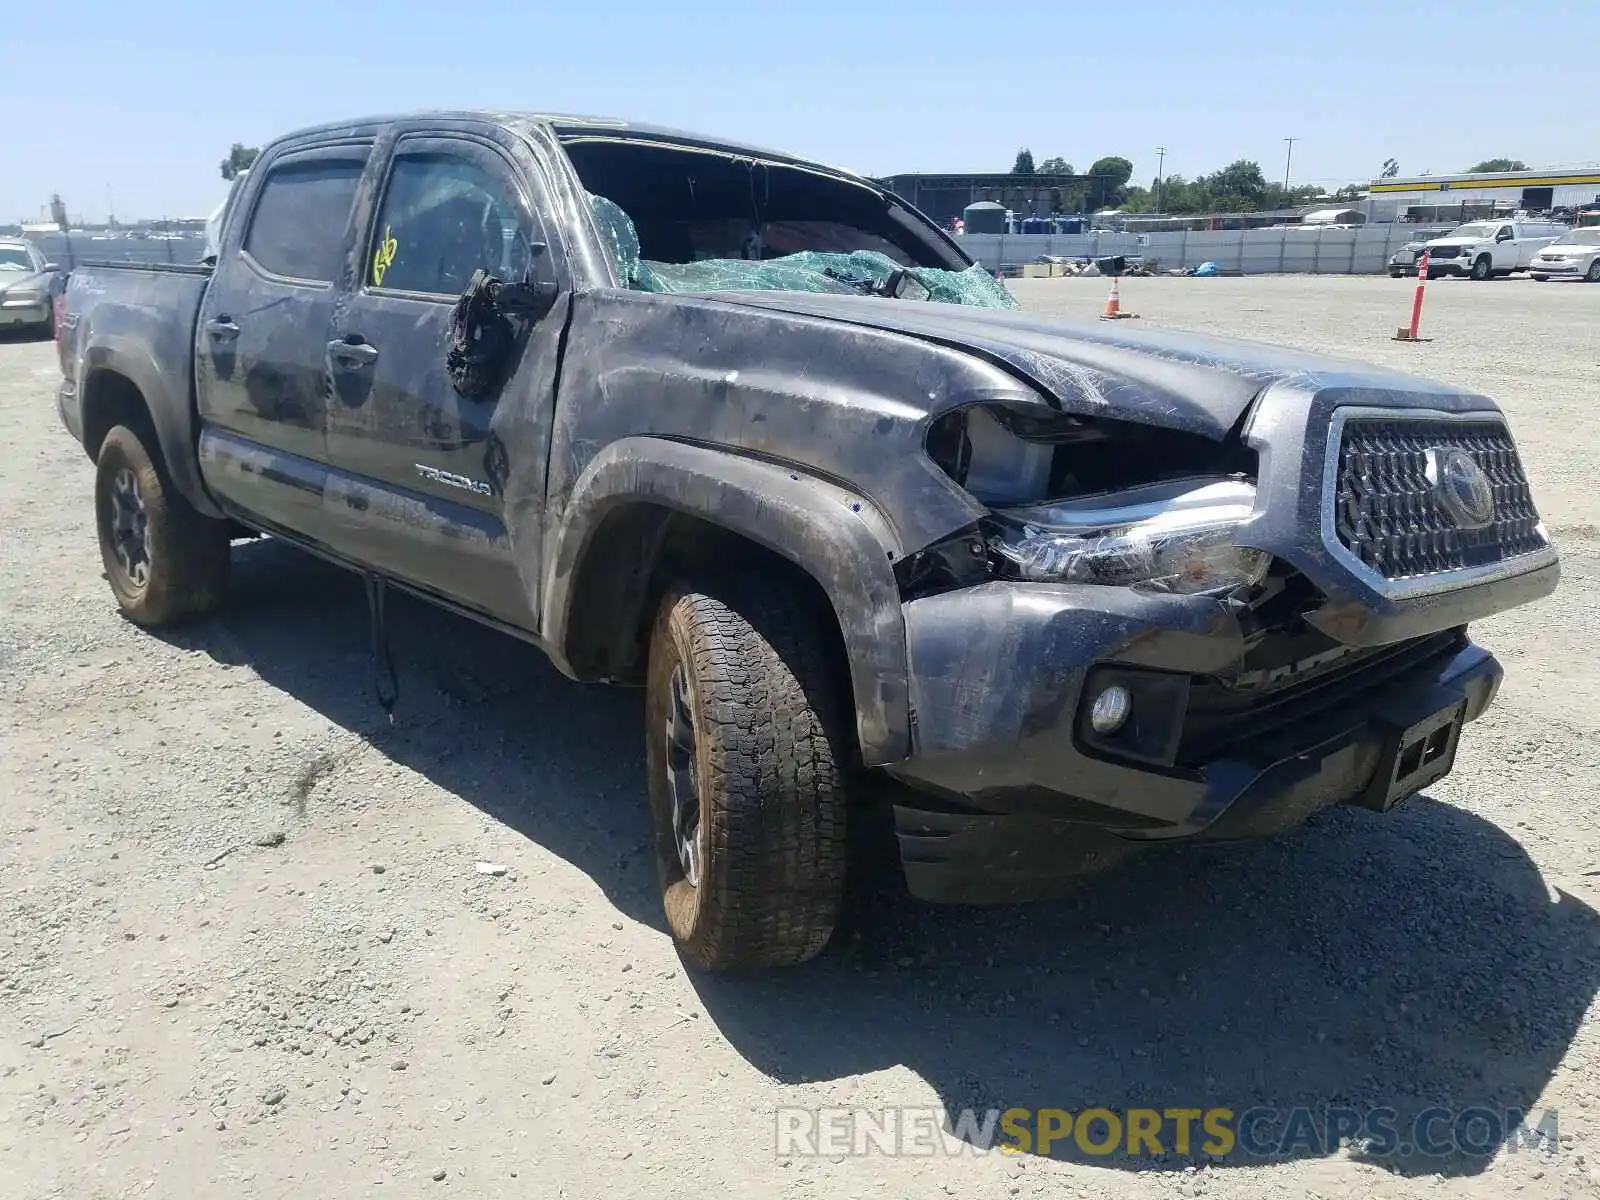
[320,125,564,626]
[196,140,372,534]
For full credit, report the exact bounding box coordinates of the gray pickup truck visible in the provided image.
[56,110,1559,972]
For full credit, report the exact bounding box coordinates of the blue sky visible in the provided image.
[8,0,1596,222]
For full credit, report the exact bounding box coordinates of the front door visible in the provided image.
[322,132,558,626]
[196,142,371,535]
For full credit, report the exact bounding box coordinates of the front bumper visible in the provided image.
[887,582,1504,904]
[1529,261,1582,275]
[1426,258,1471,276]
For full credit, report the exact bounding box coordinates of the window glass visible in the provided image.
[369,151,534,295]
[243,158,366,281]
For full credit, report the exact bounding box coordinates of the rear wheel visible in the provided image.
[1470,255,1493,281]
[1530,274,1548,282]
[94,424,230,627]
[644,575,849,972]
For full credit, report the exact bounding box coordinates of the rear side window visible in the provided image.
[243,157,367,282]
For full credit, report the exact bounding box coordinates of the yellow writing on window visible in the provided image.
[372,225,399,287]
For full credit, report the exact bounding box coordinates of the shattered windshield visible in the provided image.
[587,192,1017,310]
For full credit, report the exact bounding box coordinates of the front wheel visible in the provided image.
[1470,255,1494,281]
[644,575,849,972]
[1586,259,1600,282]
[94,424,231,627]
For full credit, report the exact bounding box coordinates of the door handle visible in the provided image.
[327,337,379,367]
[204,317,240,340]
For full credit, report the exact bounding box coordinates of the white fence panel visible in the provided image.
[958,224,1443,276]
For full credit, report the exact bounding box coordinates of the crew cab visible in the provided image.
[1421,218,1568,280]
[55,111,1560,972]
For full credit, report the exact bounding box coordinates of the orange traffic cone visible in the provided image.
[1099,275,1139,320]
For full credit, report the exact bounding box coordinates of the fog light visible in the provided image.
[1089,685,1133,735]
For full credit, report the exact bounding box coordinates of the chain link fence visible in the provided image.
[17,221,208,272]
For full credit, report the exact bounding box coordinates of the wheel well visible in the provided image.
[81,370,153,461]
[562,503,855,730]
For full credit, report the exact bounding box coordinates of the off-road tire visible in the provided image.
[644,575,849,972]
[1470,255,1493,281]
[94,424,230,627]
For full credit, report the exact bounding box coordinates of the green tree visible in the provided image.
[1205,159,1269,207]
[1011,148,1036,175]
[1086,155,1134,208]
[220,143,260,181]
[1468,158,1526,173]
[1037,156,1074,176]
[1120,185,1154,213]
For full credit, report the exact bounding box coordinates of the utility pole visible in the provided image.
[1155,145,1167,212]
[1282,137,1298,194]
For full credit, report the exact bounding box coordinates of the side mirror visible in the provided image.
[43,262,61,273]
[882,268,932,302]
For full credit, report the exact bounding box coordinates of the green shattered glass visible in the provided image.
[587,194,1017,310]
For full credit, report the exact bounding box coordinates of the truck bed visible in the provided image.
[70,260,213,276]
[57,261,218,518]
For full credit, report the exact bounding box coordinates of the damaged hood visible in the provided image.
[708,291,1470,440]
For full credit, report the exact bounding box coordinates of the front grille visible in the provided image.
[1333,417,1545,580]
[1177,629,1465,767]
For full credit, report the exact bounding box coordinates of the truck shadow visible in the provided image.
[167,538,1597,1180]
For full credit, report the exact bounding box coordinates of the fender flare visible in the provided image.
[80,337,222,519]
[541,436,911,766]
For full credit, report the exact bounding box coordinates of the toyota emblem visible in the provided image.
[1425,446,1495,529]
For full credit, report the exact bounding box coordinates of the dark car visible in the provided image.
[1387,231,1448,277]
[54,111,1559,971]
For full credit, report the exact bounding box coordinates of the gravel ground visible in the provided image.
[2,274,1598,1200]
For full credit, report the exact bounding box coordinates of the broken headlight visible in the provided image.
[987,477,1270,594]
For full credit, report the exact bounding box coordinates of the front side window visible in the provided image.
[368,151,534,296]
[243,157,366,282]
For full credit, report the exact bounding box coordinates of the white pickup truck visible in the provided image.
[1421,218,1569,280]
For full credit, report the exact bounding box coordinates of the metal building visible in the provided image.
[1367,168,1600,222]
